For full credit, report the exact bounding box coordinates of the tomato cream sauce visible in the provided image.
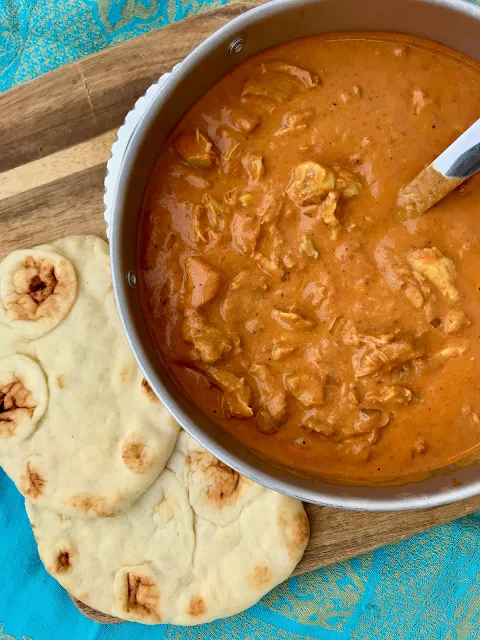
[138,33,480,485]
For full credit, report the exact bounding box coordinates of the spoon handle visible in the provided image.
[434,118,480,178]
[397,117,480,219]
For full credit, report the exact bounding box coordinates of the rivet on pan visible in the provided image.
[229,37,245,55]
[127,270,137,288]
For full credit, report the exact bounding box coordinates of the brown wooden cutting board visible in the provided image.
[2,0,480,608]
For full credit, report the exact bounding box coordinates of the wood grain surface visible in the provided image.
[2,0,480,625]
[0,0,267,259]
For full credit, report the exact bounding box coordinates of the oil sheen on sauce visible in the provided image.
[138,33,480,486]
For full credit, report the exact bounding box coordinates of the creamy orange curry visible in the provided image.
[138,33,480,485]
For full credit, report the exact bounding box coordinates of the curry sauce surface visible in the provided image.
[138,34,480,485]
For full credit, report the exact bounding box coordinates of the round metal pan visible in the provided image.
[109,0,480,510]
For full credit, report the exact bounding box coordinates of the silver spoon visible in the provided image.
[397,117,480,219]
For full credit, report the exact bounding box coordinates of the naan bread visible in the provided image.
[0,354,49,440]
[0,236,179,517]
[26,432,309,625]
[0,248,77,339]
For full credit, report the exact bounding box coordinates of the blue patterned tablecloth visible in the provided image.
[1,1,480,638]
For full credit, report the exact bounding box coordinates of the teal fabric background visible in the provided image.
[0,0,228,91]
[2,466,480,640]
[1,1,480,638]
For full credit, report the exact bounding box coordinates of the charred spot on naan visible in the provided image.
[54,548,73,574]
[187,451,244,509]
[56,374,67,389]
[8,257,58,320]
[140,378,158,402]
[19,461,46,499]
[0,249,77,337]
[122,435,156,474]
[186,595,206,618]
[249,565,273,589]
[0,379,35,437]
[67,494,115,518]
[0,355,48,440]
[115,568,162,623]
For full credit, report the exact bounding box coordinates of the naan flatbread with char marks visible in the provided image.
[27,432,309,625]
[0,236,179,517]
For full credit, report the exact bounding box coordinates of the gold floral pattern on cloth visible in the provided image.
[0,625,33,640]
[0,0,230,90]
[94,0,161,32]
